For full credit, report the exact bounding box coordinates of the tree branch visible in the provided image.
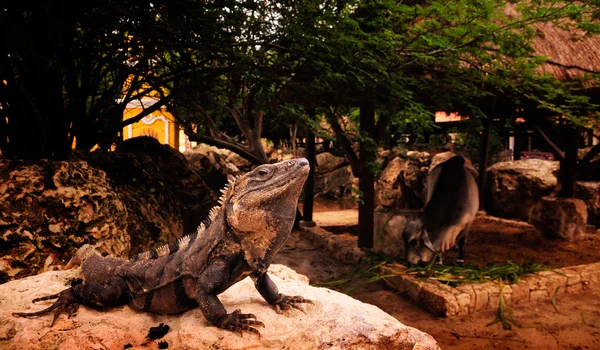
[120,95,174,129]
[374,113,390,143]
[186,102,236,143]
[533,123,565,161]
[579,142,600,168]
[179,120,264,166]
[254,110,264,141]
[327,111,360,173]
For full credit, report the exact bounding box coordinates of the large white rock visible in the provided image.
[0,265,439,350]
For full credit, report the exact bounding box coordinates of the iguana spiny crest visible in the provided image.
[131,158,309,270]
[130,176,236,262]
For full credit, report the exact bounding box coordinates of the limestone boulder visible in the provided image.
[269,148,297,162]
[402,151,431,208]
[80,137,216,253]
[315,152,346,174]
[429,152,477,179]
[529,196,588,241]
[0,160,129,283]
[403,151,431,205]
[0,265,439,350]
[575,181,600,227]
[406,151,431,165]
[374,211,408,259]
[0,137,216,283]
[184,143,242,190]
[226,152,254,171]
[486,159,560,220]
[373,209,423,259]
[376,157,405,208]
[315,165,358,199]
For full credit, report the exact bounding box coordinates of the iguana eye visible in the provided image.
[258,168,269,176]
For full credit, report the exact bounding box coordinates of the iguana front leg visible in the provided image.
[252,272,312,313]
[195,263,264,336]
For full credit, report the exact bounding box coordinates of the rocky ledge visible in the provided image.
[0,264,439,350]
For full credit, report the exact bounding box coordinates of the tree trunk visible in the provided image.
[290,121,299,157]
[514,132,522,161]
[358,101,375,249]
[302,112,316,226]
[478,117,491,210]
[558,126,579,198]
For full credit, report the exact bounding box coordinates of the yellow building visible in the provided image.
[122,98,188,152]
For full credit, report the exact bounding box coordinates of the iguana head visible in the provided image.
[224,158,310,272]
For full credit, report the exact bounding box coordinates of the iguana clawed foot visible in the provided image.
[217,309,265,337]
[12,287,80,326]
[272,294,313,314]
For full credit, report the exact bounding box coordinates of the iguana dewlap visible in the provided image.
[14,158,311,336]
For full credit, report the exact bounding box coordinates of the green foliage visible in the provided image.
[449,120,505,157]
[317,251,550,295]
[315,253,396,294]
[487,281,522,330]
[406,261,550,288]
[3,0,600,161]
[294,0,600,144]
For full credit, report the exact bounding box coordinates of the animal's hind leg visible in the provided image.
[13,277,129,326]
[456,227,471,267]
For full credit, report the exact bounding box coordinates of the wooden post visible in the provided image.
[358,101,375,249]
[558,126,578,198]
[301,109,317,227]
[514,132,522,160]
[478,117,491,211]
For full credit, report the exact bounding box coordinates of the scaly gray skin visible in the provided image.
[403,156,479,266]
[14,158,311,336]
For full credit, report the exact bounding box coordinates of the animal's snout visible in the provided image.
[416,260,430,268]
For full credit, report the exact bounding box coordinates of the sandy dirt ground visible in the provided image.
[276,205,600,349]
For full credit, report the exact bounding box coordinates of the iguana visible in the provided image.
[14,158,311,336]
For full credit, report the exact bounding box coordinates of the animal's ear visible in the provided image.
[403,220,421,239]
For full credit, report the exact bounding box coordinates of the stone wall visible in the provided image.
[382,262,600,317]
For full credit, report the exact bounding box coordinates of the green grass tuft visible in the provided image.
[487,281,522,330]
[406,261,550,287]
[315,250,551,293]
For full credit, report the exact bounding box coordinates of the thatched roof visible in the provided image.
[504,4,600,81]
[533,22,600,81]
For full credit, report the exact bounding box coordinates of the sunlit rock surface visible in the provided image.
[0,264,439,350]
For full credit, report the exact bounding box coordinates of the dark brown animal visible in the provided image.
[403,155,479,266]
[14,158,311,336]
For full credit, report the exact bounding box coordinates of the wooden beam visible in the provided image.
[302,110,317,227]
[358,101,375,249]
[478,117,491,211]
